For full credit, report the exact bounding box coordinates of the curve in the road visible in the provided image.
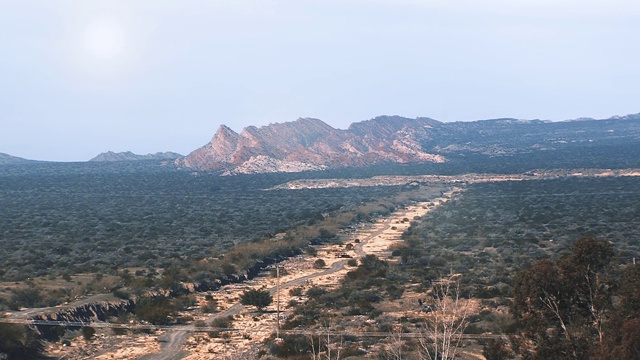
[145,205,424,360]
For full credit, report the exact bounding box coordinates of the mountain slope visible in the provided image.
[0,152,33,165]
[90,151,183,162]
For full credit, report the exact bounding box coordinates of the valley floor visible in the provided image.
[36,188,462,359]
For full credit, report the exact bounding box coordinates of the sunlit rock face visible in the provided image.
[180,116,445,174]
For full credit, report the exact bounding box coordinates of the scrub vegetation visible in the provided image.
[3,159,640,359]
[0,162,414,281]
[267,176,640,359]
[0,161,448,313]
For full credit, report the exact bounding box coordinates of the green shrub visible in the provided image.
[10,287,43,309]
[269,334,312,357]
[289,287,303,297]
[135,295,175,325]
[240,288,273,312]
[202,298,218,313]
[482,338,513,360]
[211,315,234,328]
[82,326,96,341]
[173,294,196,311]
[112,289,130,300]
[306,286,327,299]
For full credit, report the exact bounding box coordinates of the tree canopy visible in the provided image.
[511,237,640,359]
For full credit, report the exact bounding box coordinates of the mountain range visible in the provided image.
[179,113,640,174]
[3,113,639,173]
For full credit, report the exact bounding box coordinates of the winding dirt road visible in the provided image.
[145,190,457,360]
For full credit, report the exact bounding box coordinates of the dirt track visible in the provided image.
[144,189,459,359]
[17,188,458,359]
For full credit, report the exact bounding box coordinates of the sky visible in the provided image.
[1,0,639,161]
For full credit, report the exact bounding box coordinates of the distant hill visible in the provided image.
[0,152,33,165]
[180,113,640,174]
[90,151,183,162]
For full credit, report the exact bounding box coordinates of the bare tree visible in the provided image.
[384,325,405,360]
[418,274,470,360]
[308,332,320,360]
[323,320,343,360]
[585,269,607,345]
[306,321,344,360]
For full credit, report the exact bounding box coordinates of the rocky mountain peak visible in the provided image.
[212,125,239,142]
[181,116,445,174]
[209,125,241,157]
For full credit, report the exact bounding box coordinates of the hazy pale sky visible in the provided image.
[1,0,639,161]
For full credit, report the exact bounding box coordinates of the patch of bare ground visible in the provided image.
[364,283,484,359]
[46,329,161,359]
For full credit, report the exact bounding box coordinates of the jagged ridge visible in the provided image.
[181,116,446,173]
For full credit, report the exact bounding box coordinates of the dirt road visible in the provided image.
[145,191,457,359]
[145,232,369,360]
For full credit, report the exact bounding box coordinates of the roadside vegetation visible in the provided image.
[261,176,640,359]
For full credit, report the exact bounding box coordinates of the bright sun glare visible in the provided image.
[82,18,127,63]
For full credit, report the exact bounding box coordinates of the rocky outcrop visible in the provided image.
[222,155,326,175]
[90,151,183,162]
[33,299,135,341]
[181,116,445,173]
